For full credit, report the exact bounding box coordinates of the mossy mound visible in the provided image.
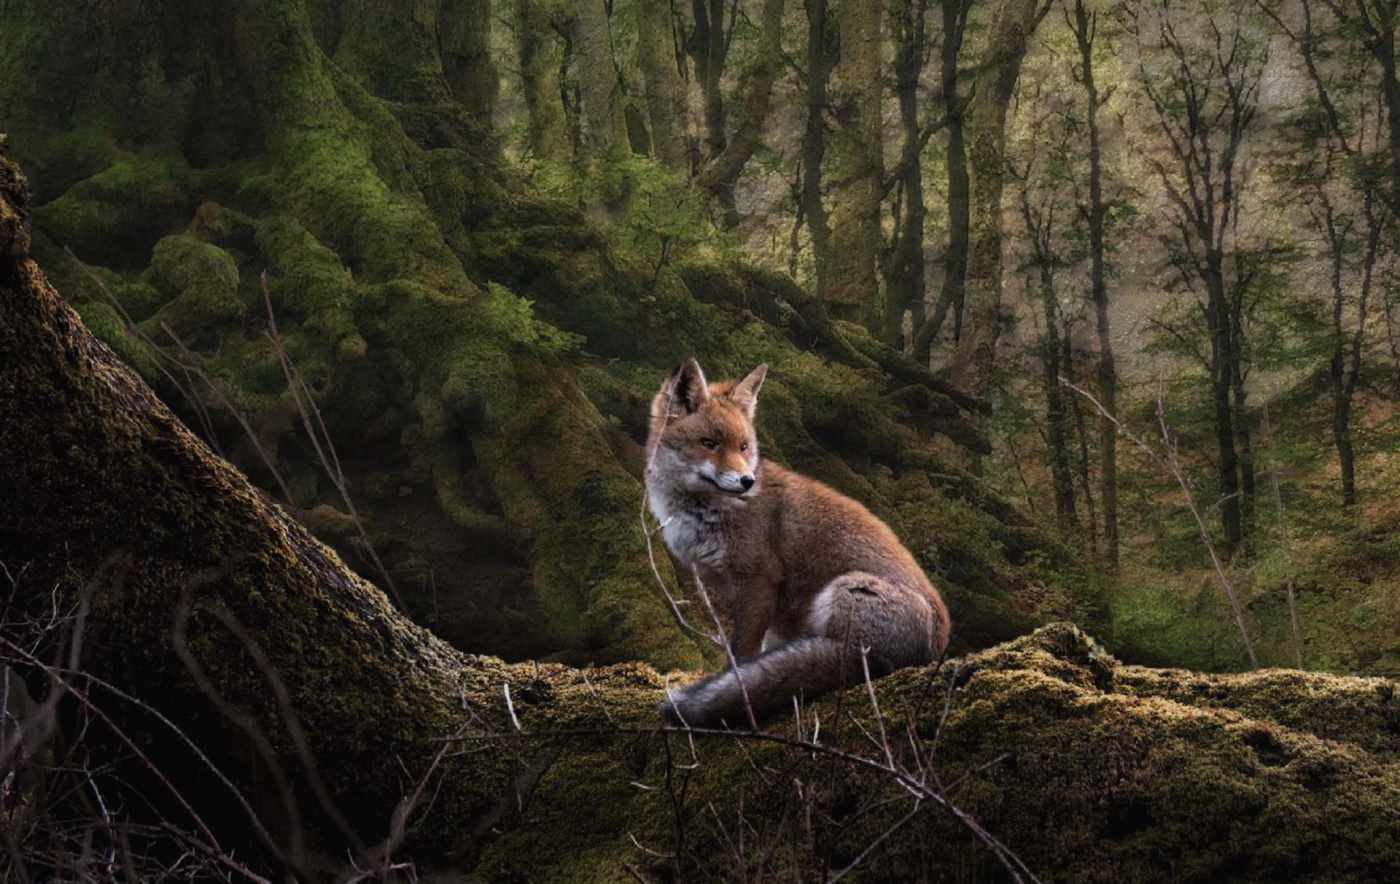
[455,623,1400,882]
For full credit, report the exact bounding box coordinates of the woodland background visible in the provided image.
[5,0,1400,880]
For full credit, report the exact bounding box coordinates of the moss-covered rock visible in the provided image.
[140,234,244,341]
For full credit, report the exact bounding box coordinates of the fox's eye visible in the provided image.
[701,438,719,450]
[740,442,749,452]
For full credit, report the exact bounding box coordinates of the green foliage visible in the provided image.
[529,154,715,274]
[481,282,585,355]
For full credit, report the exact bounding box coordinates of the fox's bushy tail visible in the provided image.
[661,636,882,728]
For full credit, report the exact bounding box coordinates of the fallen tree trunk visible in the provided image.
[5,145,1400,882]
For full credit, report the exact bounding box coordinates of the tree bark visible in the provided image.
[1357,2,1400,219]
[1230,329,1256,539]
[573,0,629,158]
[515,0,572,161]
[1066,339,1101,555]
[826,0,884,325]
[950,0,1047,392]
[1207,257,1245,551]
[439,0,499,119]
[687,0,731,216]
[910,0,972,365]
[638,0,690,172]
[1021,201,1080,538]
[1039,276,1081,536]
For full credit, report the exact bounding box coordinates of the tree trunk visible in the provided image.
[1230,344,1256,540]
[688,0,730,215]
[1019,163,1079,538]
[439,0,499,119]
[802,0,836,303]
[515,0,572,161]
[573,0,629,158]
[1067,340,1101,556]
[1373,24,1400,220]
[910,0,971,365]
[1038,267,1081,537]
[1071,0,1118,572]
[826,0,884,324]
[692,0,787,226]
[881,0,928,352]
[0,153,488,868]
[638,0,690,172]
[1334,383,1358,508]
[1207,258,1244,552]
[950,0,1045,392]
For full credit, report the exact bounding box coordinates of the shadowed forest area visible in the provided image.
[4,0,1400,880]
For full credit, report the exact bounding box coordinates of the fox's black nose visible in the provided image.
[740,475,755,491]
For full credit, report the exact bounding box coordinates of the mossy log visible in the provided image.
[5,151,1400,882]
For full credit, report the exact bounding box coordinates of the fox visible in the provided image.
[646,359,951,728]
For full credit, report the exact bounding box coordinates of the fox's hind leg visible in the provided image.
[807,571,948,674]
[660,572,948,728]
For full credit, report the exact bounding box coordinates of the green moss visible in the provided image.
[139,235,243,341]
[21,125,119,202]
[448,624,1400,881]
[33,154,193,268]
[468,357,708,670]
[256,216,364,356]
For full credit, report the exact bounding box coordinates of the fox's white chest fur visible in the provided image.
[647,484,729,567]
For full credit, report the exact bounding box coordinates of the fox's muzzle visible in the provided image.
[699,462,755,494]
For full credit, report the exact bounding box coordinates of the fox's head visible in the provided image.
[648,359,768,498]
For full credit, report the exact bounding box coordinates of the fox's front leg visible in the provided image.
[728,577,776,662]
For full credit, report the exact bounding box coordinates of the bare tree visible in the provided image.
[1069,0,1121,570]
[802,0,837,303]
[950,0,1053,393]
[1015,103,1083,538]
[882,0,933,352]
[1133,0,1268,551]
[911,0,974,364]
[1263,0,1394,507]
[826,0,885,324]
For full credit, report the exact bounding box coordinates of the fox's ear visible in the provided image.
[669,358,710,414]
[729,363,767,417]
